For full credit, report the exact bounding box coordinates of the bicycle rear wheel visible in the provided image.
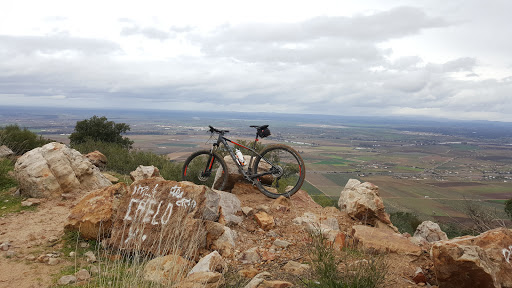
[252,144,306,198]
[182,150,228,191]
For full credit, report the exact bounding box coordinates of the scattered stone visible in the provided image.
[14,142,112,198]
[260,280,293,288]
[75,269,91,282]
[282,261,310,275]
[241,206,254,216]
[181,271,225,288]
[143,254,193,285]
[69,251,76,257]
[0,145,14,158]
[338,179,396,230]
[26,255,36,261]
[47,235,59,244]
[239,267,259,278]
[240,247,261,264]
[37,254,49,263]
[129,165,164,182]
[273,239,292,248]
[102,172,119,184]
[188,251,227,275]
[352,225,422,256]
[89,265,100,275]
[212,226,237,257]
[57,275,77,285]
[412,267,427,284]
[79,242,90,248]
[217,190,242,225]
[413,221,448,243]
[48,257,60,265]
[244,272,271,288]
[254,211,275,231]
[432,227,512,288]
[85,151,107,168]
[84,251,96,263]
[0,242,9,251]
[21,198,42,207]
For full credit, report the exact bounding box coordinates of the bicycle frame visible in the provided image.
[210,132,275,183]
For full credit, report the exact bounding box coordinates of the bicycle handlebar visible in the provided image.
[208,125,229,134]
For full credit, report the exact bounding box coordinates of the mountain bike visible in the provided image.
[181,125,306,198]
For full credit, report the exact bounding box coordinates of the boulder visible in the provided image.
[217,190,242,225]
[212,226,237,257]
[352,225,422,256]
[13,142,112,198]
[143,254,193,285]
[65,183,129,240]
[413,220,448,243]
[106,179,220,257]
[338,179,394,228]
[130,165,164,182]
[216,155,273,192]
[0,145,14,158]
[85,150,107,168]
[180,271,224,288]
[282,260,310,274]
[188,251,227,275]
[431,227,512,288]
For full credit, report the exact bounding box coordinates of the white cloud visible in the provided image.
[0,1,511,121]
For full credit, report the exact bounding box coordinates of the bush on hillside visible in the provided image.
[73,140,180,180]
[0,124,52,155]
[505,199,512,220]
[389,212,422,235]
[69,116,134,149]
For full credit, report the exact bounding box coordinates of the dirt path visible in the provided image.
[0,199,73,288]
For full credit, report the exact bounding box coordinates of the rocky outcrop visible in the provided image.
[338,179,394,229]
[130,165,164,181]
[65,183,129,240]
[106,179,223,257]
[413,220,448,243]
[143,254,193,285]
[217,190,242,225]
[14,142,112,198]
[85,150,107,168]
[432,227,512,288]
[352,225,422,256]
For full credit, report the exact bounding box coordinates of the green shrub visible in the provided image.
[0,124,52,155]
[72,140,181,180]
[389,212,422,235]
[305,230,388,288]
[0,158,17,191]
[69,116,133,149]
[505,199,512,220]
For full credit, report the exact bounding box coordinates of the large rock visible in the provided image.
[352,225,422,256]
[432,227,512,288]
[130,165,164,181]
[216,155,273,191]
[0,145,14,158]
[143,254,193,285]
[188,251,227,275]
[65,183,129,240]
[14,142,112,198]
[338,179,393,227]
[217,190,242,225]
[413,220,448,243]
[85,150,107,168]
[106,179,220,257]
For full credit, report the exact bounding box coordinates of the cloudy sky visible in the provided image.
[1,0,511,121]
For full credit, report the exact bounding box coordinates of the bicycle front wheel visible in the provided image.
[182,150,228,191]
[252,144,306,198]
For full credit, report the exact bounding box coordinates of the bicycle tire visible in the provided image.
[182,150,229,191]
[252,144,306,198]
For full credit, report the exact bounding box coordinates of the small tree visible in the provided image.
[0,124,52,155]
[69,116,133,149]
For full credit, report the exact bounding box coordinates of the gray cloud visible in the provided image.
[1,5,511,121]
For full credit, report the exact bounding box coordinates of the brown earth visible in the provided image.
[0,183,434,288]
